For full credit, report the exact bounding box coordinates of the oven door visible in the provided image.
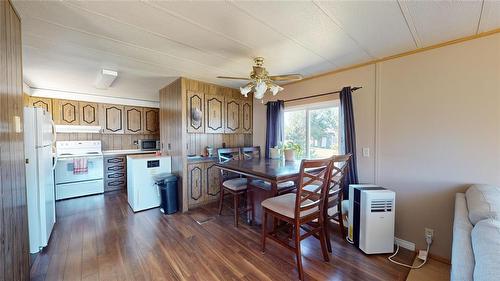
[54,156,104,184]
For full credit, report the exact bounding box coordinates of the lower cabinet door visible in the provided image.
[205,162,220,201]
[187,163,205,207]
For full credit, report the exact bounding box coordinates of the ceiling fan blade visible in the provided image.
[269,74,303,81]
[216,76,250,80]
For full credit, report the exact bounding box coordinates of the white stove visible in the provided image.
[56,141,103,158]
[54,141,104,200]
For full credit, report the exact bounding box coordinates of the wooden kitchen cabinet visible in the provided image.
[28,97,52,114]
[101,104,124,134]
[53,99,79,125]
[241,98,252,134]
[143,108,159,134]
[104,155,127,192]
[205,162,220,201]
[225,98,241,133]
[125,106,143,134]
[187,163,205,206]
[186,91,204,133]
[79,102,99,126]
[205,94,224,134]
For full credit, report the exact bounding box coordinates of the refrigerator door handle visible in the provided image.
[51,119,58,170]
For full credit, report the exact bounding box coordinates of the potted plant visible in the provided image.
[283,141,302,161]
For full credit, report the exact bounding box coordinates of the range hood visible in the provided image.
[55,125,102,133]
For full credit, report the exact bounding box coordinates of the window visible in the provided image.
[284,102,340,159]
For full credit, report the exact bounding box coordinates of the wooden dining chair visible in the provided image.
[261,157,334,281]
[302,154,352,253]
[241,146,296,195]
[324,154,351,251]
[241,146,261,159]
[217,148,253,227]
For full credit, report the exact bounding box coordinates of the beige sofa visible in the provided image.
[452,185,500,281]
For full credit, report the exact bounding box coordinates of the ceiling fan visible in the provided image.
[217,57,303,99]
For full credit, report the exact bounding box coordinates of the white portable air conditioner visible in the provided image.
[348,185,395,254]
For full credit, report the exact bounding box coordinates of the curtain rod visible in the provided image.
[280,86,362,103]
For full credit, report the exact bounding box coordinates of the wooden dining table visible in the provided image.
[215,158,302,224]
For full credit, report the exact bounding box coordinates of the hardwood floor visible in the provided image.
[30,192,413,281]
[406,258,450,281]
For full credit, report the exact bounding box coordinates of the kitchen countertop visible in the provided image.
[102,149,157,156]
[127,153,169,160]
[187,155,218,163]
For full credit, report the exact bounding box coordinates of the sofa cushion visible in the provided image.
[465,184,500,225]
[471,219,500,281]
[451,193,475,281]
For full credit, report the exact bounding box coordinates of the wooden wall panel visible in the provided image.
[0,1,30,279]
[56,133,158,151]
[160,77,253,211]
[159,78,184,210]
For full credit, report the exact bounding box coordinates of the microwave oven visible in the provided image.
[138,139,160,151]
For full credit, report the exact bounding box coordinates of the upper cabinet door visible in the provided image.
[205,94,224,134]
[101,104,124,134]
[241,99,252,134]
[53,99,79,125]
[143,108,159,134]
[225,98,241,134]
[125,106,144,134]
[79,102,99,126]
[28,97,52,115]
[186,91,204,133]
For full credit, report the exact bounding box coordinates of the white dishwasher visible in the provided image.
[127,154,172,212]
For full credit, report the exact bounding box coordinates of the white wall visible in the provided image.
[253,33,500,259]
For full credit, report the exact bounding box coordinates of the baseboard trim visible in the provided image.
[394,237,416,251]
[429,253,451,265]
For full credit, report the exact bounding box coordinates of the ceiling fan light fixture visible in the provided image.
[270,84,283,96]
[240,83,253,97]
[254,81,267,99]
[217,57,302,100]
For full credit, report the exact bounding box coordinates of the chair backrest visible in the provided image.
[217,147,241,163]
[241,146,261,160]
[217,147,241,180]
[325,154,352,209]
[295,157,334,220]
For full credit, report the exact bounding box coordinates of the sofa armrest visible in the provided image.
[451,193,474,281]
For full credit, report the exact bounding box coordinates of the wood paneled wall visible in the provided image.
[159,77,253,212]
[56,133,159,151]
[182,77,253,155]
[159,78,183,175]
[0,1,30,280]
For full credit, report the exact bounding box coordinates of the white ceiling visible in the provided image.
[13,0,500,102]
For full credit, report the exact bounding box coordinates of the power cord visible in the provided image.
[388,234,432,269]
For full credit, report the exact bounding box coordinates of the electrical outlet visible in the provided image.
[425,228,434,239]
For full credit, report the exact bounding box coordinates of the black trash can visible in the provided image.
[159,175,179,214]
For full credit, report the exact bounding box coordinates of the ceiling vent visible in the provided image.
[95,69,118,90]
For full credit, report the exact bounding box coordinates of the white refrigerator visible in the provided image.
[24,107,56,254]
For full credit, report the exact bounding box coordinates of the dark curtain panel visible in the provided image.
[339,86,359,199]
[265,100,285,158]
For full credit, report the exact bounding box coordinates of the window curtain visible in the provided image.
[339,86,359,199]
[265,100,285,158]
